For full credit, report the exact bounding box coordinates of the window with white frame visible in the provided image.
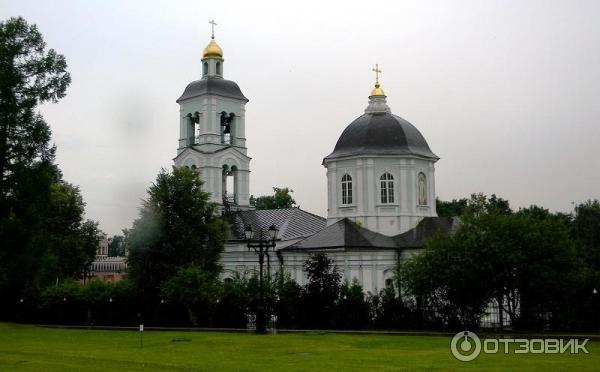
[341,174,353,205]
[380,172,394,204]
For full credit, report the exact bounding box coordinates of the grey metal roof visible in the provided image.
[177,77,248,103]
[323,113,439,162]
[227,208,326,242]
[285,218,397,250]
[393,217,460,248]
[284,217,460,251]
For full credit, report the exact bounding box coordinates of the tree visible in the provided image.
[0,17,71,306]
[250,187,296,210]
[301,252,341,328]
[0,16,70,196]
[108,235,125,257]
[38,182,102,284]
[436,197,468,217]
[161,265,220,326]
[0,17,83,317]
[336,279,369,329]
[127,167,228,314]
[572,200,600,329]
[402,195,583,330]
[274,273,303,328]
[574,200,600,272]
[213,273,251,328]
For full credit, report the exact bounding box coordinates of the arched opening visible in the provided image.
[220,112,235,145]
[341,174,353,205]
[193,112,200,143]
[203,62,208,76]
[185,113,195,146]
[380,172,394,204]
[216,61,222,75]
[222,164,238,205]
[230,165,238,204]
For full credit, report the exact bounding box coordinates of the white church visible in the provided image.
[172,29,458,294]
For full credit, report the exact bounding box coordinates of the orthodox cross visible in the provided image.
[372,64,382,85]
[209,20,217,39]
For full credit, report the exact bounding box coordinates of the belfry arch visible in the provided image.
[222,164,238,205]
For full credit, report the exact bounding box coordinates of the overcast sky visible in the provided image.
[2,0,599,235]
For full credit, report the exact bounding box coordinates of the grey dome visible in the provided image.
[177,77,248,103]
[324,112,438,162]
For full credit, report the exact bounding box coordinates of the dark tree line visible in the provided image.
[0,17,102,320]
[403,194,600,331]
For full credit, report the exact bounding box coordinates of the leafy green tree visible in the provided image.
[572,200,600,329]
[274,272,302,328]
[127,167,228,312]
[39,182,102,284]
[574,200,600,272]
[402,195,582,330]
[161,265,220,326]
[336,279,369,329]
[435,197,468,217]
[213,273,251,328]
[0,16,71,305]
[108,235,125,257]
[250,187,296,210]
[301,252,341,328]
[369,287,412,329]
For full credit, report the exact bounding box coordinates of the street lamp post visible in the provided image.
[245,223,278,334]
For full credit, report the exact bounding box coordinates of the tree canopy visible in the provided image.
[401,194,584,330]
[127,167,228,312]
[250,187,296,210]
[0,17,101,312]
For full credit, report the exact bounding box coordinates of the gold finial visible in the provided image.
[209,20,217,39]
[203,20,223,59]
[370,63,385,96]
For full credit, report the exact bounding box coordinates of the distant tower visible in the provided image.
[323,65,439,236]
[174,21,251,210]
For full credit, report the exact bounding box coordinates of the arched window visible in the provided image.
[341,174,353,205]
[220,112,234,145]
[203,62,208,76]
[418,172,427,205]
[216,61,222,75]
[380,172,394,204]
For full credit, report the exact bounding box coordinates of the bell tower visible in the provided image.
[174,21,251,210]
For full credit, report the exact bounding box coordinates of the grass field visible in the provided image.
[0,323,598,371]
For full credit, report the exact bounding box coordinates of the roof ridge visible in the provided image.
[294,207,326,221]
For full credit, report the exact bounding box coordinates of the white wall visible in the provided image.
[325,155,437,236]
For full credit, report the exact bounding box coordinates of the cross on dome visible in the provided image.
[370,63,385,97]
[372,64,382,85]
[209,20,217,39]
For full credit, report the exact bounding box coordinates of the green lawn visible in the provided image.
[0,323,598,371]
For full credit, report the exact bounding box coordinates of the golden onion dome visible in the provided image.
[202,38,223,59]
[370,83,386,97]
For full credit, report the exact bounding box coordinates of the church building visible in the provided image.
[174,28,458,294]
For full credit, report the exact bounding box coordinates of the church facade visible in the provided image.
[174,31,458,294]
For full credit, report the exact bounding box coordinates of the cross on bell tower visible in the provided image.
[209,19,217,39]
